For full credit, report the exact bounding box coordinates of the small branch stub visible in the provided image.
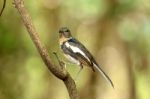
[53,52,66,69]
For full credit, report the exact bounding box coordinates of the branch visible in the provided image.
[13,0,78,99]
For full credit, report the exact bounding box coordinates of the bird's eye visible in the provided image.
[65,29,69,32]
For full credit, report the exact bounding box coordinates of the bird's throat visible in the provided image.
[59,36,72,45]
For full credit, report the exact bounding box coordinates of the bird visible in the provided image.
[59,27,114,88]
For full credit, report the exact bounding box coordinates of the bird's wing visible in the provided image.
[61,38,91,66]
[67,38,114,88]
[66,38,93,65]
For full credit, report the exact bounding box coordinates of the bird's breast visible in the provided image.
[64,54,80,65]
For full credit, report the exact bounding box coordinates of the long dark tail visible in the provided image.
[93,63,114,88]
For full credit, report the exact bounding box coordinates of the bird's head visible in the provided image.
[59,27,72,38]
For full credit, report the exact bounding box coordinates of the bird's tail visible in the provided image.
[93,63,114,88]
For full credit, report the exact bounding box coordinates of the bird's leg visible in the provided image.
[91,65,95,72]
[75,63,83,81]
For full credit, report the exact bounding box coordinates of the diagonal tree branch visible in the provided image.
[13,0,78,99]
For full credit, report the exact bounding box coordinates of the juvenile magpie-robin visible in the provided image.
[59,27,114,87]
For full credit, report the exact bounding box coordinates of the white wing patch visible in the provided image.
[65,42,90,62]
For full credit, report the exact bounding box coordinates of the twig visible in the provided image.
[13,0,78,99]
[0,0,6,16]
[53,52,66,69]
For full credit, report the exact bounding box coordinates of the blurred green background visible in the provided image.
[0,0,150,99]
